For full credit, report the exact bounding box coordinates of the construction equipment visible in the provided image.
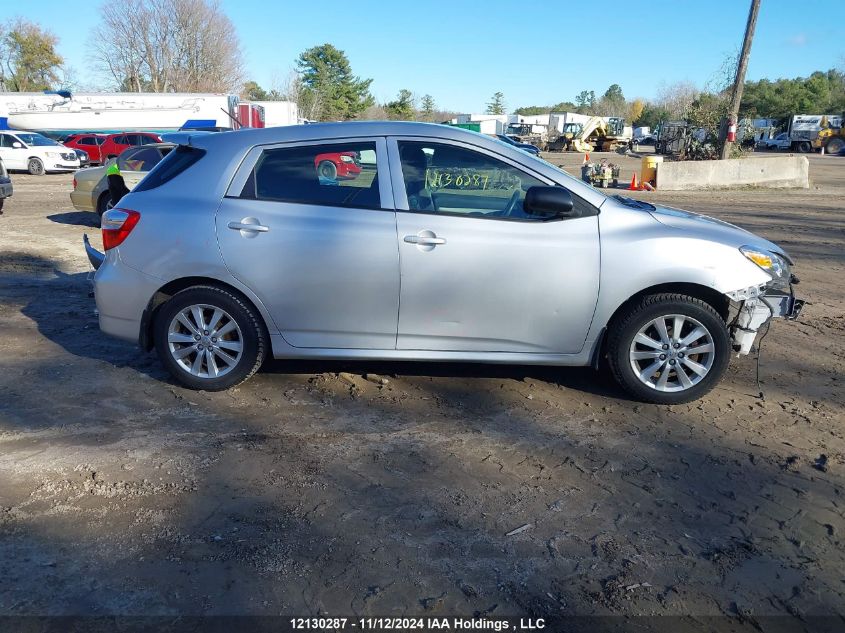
[812,115,845,154]
[548,121,584,151]
[580,158,620,188]
[564,116,631,153]
[505,122,549,150]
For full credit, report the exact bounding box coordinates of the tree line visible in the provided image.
[2,3,843,129]
[513,71,845,130]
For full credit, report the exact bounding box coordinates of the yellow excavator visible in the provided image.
[568,116,631,152]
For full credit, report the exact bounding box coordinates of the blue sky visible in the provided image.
[17,0,844,112]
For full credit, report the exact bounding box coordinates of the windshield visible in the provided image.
[15,133,59,146]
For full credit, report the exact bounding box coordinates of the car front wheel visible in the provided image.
[154,286,267,391]
[318,160,337,180]
[606,293,730,404]
[28,158,45,175]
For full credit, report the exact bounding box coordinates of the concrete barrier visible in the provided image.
[655,156,809,191]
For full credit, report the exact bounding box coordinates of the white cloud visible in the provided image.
[788,33,807,46]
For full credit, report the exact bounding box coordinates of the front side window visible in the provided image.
[241,141,380,209]
[397,141,545,220]
[0,134,16,148]
[77,137,95,146]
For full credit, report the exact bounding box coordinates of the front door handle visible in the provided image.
[404,235,446,245]
[228,221,269,232]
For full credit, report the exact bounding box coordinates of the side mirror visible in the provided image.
[12,142,23,149]
[523,186,576,220]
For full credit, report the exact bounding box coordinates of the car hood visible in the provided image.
[647,204,788,258]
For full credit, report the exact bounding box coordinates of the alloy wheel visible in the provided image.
[167,303,244,378]
[628,314,716,392]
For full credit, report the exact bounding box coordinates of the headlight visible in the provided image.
[740,246,791,289]
[340,155,354,163]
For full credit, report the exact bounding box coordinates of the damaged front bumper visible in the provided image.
[728,282,804,355]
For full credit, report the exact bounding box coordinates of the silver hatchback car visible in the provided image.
[93,122,802,404]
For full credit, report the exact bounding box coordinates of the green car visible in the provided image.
[70,143,173,216]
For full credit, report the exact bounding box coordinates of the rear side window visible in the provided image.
[118,147,163,172]
[133,145,204,192]
[240,142,380,209]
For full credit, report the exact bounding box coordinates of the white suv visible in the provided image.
[0,130,80,175]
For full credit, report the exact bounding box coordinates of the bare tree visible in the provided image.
[91,0,243,92]
[275,69,321,120]
[654,81,699,119]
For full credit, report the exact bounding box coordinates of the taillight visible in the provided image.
[101,208,140,250]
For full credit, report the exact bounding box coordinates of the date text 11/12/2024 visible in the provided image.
[289,617,546,630]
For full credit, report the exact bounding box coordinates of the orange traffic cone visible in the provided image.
[583,152,590,164]
[627,172,639,190]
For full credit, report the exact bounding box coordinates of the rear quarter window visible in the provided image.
[133,146,204,192]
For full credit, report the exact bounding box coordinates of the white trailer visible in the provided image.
[249,101,299,127]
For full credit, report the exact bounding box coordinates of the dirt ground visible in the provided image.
[0,150,843,630]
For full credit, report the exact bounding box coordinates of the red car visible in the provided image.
[99,132,162,161]
[63,133,107,163]
[314,151,362,180]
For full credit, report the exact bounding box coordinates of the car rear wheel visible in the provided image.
[318,160,337,180]
[154,286,267,391]
[96,192,110,218]
[606,293,730,404]
[28,158,45,176]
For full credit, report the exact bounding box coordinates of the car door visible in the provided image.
[216,137,400,349]
[0,133,27,170]
[389,137,600,354]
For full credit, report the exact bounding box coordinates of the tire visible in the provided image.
[606,293,730,404]
[153,286,267,391]
[798,142,812,153]
[0,198,4,213]
[825,137,844,154]
[96,192,110,218]
[28,157,45,176]
[318,160,337,180]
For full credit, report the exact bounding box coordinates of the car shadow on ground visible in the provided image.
[263,358,626,400]
[47,211,100,228]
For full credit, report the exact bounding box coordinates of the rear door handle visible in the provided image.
[228,220,269,233]
[404,235,446,245]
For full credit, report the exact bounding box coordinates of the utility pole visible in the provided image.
[720,0,761,159]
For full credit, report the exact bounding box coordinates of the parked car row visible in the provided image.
[0,128,164,176]
[64,132,162,164]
